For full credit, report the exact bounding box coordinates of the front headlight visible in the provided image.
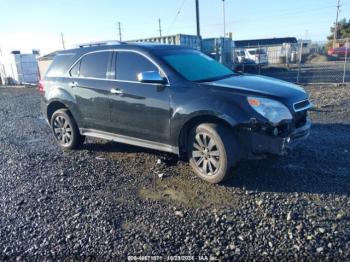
[247,96,292,125]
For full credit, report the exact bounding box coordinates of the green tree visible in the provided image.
[327,18,350,40]
[326,18,350,48]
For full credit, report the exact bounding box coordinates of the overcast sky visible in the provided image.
[0,0,349,55]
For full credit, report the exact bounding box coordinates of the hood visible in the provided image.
[203,74,308,101]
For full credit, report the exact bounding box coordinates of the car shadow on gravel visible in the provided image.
[82,139,179,166]
[223,123,350,196]
[80,124,349,196]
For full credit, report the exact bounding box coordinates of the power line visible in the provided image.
[122,1,350,41]
[205,6,343,28]
[123,3,350,31]
[193,2,350,27]
[167,0,188,34]
[165,7,337,34]
[170,18,333,32]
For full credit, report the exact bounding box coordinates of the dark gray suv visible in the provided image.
[39,41,312,183]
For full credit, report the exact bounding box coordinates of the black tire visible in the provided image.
[50,109,85,150]
[187,123,239,184]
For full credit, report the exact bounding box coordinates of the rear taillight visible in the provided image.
[38,80,45,95]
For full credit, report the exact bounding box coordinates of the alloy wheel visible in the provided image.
[53,115,72,146]
[192,132,221,176]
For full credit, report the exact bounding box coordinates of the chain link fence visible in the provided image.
[1,39,349,86]
[235,39,350,85]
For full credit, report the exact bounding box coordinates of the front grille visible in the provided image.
[293,99,311,112]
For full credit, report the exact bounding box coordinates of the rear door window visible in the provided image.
[115,52,158,81]
[79,51,111,79]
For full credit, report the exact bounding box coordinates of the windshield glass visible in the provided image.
[161,50,234,82]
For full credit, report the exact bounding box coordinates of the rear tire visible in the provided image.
[187,123,239,184]
[50,109,84,150]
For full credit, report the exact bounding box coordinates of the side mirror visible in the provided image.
[137,71,167,84]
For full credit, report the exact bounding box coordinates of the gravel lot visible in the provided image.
[0,85,349,260]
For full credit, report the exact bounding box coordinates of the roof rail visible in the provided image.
[75,40,125,48]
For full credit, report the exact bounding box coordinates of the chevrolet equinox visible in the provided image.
[39,42,312,183]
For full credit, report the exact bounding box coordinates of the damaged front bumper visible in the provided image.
[239,117,311,158]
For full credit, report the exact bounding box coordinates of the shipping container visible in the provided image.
[202,37,234,67]
[132,34,201,50]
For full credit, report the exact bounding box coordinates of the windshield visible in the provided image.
[161,50,234,82]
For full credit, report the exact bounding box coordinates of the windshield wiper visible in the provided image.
[195,73,235,83]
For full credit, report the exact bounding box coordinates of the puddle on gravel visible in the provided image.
[138,169,241,209]
[94,142,242,208]
[10,137,44,146]
[26,138,43,144]
[121,220,149,232]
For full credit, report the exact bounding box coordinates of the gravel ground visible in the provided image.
[0,85,349,260]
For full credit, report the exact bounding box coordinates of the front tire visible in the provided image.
[50,109,84,150]
[187,123,239,184]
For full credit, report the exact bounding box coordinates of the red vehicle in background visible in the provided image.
[328,47,349,59]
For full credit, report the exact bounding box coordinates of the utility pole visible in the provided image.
[333,0,341,48]
[195,0,201,50]
[117,22,122,41]
[195,0,201,37]
[221,0,226,65]
[61,33,66,50]
[158,18,162,37]
[222,0,226,38]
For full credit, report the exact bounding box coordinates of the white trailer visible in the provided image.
[14,53,39,84]
[0,51,39,85]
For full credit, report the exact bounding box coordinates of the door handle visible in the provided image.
[110,88,123,95]
[69,81,78,88]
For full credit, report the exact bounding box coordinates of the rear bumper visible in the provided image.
[240,118,311,157]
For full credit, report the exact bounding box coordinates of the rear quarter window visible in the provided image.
[45,53,77,77]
